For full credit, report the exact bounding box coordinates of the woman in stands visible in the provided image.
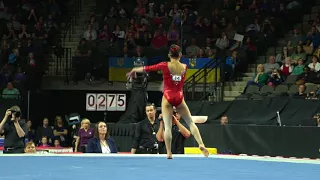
[126,44,209,159]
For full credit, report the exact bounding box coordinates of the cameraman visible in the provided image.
[0,106,26,154]
[156,108,191,154]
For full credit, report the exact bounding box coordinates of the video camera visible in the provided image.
[126,57,148,90]
[9,110,21,118]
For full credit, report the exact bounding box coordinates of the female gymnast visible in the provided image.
[127,44,209,159]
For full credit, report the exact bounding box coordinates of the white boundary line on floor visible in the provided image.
[0,153,319,165]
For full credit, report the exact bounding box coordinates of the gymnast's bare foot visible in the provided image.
[199,145,209,157]
[167,153,173,159]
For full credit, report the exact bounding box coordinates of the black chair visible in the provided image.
[274,84,289,96]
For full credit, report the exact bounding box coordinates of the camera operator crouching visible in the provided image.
[0,106,27,154]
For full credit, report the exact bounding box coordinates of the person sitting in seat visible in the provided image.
[244,64,268,92]
[1,82,20,99]
[267,69,284,88]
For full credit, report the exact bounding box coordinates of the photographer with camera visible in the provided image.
[0,106,26,154]
[156,107,191,154]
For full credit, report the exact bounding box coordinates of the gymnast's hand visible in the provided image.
[126,70,137,80]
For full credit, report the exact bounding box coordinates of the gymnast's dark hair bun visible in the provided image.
[169,44,181,58]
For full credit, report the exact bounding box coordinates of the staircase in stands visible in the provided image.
[223,7,317,101]
[47,0,96,75]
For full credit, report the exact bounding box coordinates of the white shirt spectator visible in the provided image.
[84,30,97,41]
[113,30,125,39]
[308,62,320,72]
[215,37,229,50]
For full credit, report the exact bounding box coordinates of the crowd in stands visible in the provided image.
[17,117,116,154]
[240,0,320,100]
[74,0,304,82]
[0,0,69,95]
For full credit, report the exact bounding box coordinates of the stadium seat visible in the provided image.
[274,85,289,96]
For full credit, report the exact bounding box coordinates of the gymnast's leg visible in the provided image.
[161,96,174,159]
[176,100,209,157]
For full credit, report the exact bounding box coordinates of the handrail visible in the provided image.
[184,58,219,89]
[62,0,82,47]
[183,57,226,101]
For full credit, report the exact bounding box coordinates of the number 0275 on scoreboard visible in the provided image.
[86,93,126,111]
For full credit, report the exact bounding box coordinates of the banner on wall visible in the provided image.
[86,93,126,111]
[108,57,221,82]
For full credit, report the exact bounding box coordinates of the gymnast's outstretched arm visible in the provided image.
[131,62,166,73]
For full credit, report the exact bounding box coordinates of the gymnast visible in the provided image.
[127,44,209,159]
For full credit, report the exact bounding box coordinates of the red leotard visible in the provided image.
[143,62,187,107]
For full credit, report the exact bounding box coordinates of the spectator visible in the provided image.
[125,32,137,50]
[296,67,312,85]
[0,39,10,65]
[207,49,216,59]
[3,23,17,40]
[106,6,117,18]
[27,7,38,23]
[11,14,21,31]
[303,40,313,55]
[84,24,97,44]
[74,39,92,84]
[98,25,114,41]
[308,56,320,72]
[132,46,145,57]
[291,59,305,75]
[136,32,151,47]
[289,28,303,48]
[156,4,168,20]
[264,56,280,74]
[121,46,131,57]
[280,57,293,76]
[291,45,306,63]
[54,139,62,148]
[33,22,48,43]
[86,121,117,153]
[8,48,21,66]
[2,82,20,99]
[220,115,228,125]
[245,64,268,90]
[88,16,99,31]
[151,30,167,49]
[167,25,179,46]
[35,118,53,146]
[267,69,284,88]
[113,25,126,40]
[14,67,26,84]
[75,119,94,153]
[215,32,229,52]
[24,141,36,154]
[39,136,50,147]
[275,46,290,65]
[44,14,58,33]
[53,116,68,147]
[26,120,35,142]
[186,38,200,57]
[193,17,203,34]
[18,24,31,40]
[225,50,239,81]
[294,84,307,98]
